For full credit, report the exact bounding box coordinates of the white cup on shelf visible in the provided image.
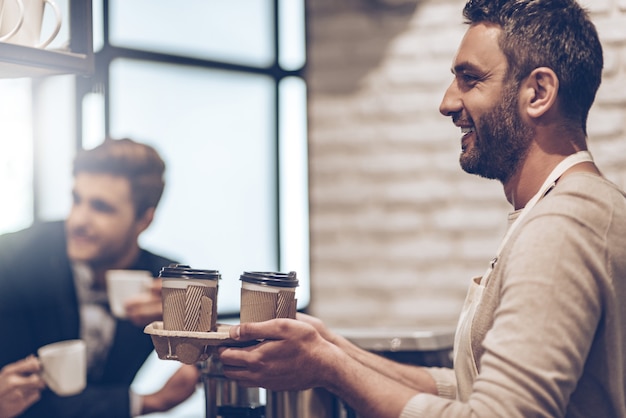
[0,0,61,48]
[0,0,24,42]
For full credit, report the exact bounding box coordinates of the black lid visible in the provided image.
[240,271,298,288]
[158,264,221,280]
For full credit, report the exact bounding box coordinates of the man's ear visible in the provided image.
[520,67,559,119]
[135,207,155,235]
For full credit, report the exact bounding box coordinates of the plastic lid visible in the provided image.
[158,264,221,280]
[240,271,299,288]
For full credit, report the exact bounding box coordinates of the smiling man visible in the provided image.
[0,138,199,417]
[66,172,151,274]
[448,29,535,186]
[218,1,626,417]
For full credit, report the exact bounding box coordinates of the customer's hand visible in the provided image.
[0,355,46,418]
[125,279,163,327]
[140,364,200,414]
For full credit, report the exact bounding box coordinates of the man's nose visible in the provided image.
[67,203,90,226]
[439,80,462,117]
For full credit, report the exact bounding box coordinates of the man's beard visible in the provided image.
[460,83,535,183]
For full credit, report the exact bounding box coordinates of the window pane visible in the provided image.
[279,77,309,309]
[34,75,76,221]
[82,92,105,148]
[93,0,104,52]
[109,0,275,67]
[0,79,33,234]
[278,0,306,70]
[109,59,277,314]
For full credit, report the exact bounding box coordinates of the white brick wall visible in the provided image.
[306,0,626,329]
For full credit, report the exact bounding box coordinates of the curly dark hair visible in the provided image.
[463,0,603,134]
[72,138,166,218]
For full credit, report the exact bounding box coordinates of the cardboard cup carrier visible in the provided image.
[239,271,298,323]
[160,264,220,332]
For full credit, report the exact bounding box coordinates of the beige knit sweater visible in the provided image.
[401,173,626,417]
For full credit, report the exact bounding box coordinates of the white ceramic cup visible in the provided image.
[106,269,153,319]
[37,340,86,397]
[0,0,61,48]
[0,0,24,42]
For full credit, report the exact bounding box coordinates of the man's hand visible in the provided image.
[296,312,340,344]
[218,318,337,391]
[219,318,427,418]
[125,279,163,327]
[0,356,46,418]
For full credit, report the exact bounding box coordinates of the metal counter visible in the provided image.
[335,326,455,368]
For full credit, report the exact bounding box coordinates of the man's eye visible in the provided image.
[461,73,480,85]
[92,201,115,213]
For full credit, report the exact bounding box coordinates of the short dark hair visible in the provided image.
[72,138,166,218]
[463,0,603,133]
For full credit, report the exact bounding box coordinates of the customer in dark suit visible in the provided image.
[0,138,199,417]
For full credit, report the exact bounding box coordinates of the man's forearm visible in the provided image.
[319,342,423,418]
[330,333,438,395]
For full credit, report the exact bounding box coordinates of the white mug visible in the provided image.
[38,340,87,397]
[0,0,61,48]
[0,0,24,42]
[106,270,153,319]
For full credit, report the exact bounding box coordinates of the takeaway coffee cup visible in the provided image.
[0,0,24,42]
[37,339,86,396]
[0,0,61,48]
[239,271,298,323]
[106,269,152,319]
[160,264,220,332]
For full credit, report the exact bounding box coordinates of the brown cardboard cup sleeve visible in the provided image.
[159,264,221,332]
[163,283,218,332]
[240,288,297,323]
[277,290,297,319]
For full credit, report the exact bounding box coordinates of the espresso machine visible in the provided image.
[199,353,344,418]
[200,354,265,418]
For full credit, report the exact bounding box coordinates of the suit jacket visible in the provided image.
[0,221,175,418]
